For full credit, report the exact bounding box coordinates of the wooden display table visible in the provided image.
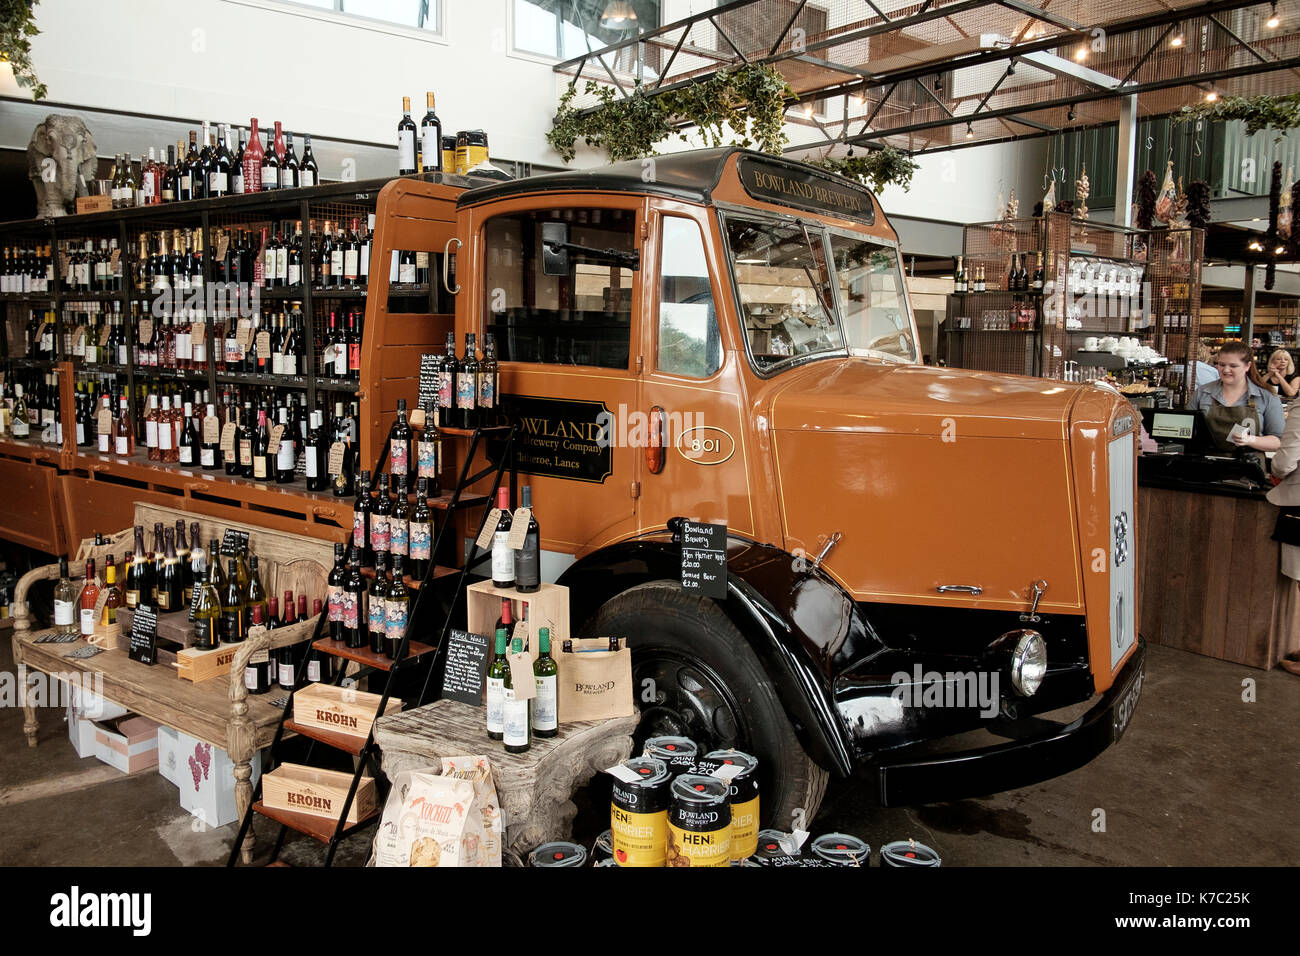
[10,501,337,862]
[374,699,638,866]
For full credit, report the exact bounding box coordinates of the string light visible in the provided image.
[1074,46,1087,61]
[965,122,974,139]
[1268,2,1280,28]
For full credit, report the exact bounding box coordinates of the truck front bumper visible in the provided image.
[858,637,1146,806]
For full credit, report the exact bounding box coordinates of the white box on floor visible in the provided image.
[157,726,183,787]
[70,682,129,721]
[92,715,161,774]
[65,701,96,758]
[171,728,261,828]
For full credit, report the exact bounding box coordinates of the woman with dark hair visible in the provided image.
[1190,341,1283,459]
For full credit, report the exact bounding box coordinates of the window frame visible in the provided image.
[506,0,657,66]
[222,0,446,43]
[823,225,920,365]
[654,212,725,381]
[477,199,644,373]
[716,203,849,380]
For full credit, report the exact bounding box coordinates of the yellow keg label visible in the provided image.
[610,805,667,867]
[667,821,731,867]
[464,144,489,170]
[443,149,457,173]
[729,795,759,860]
[455,147,469,175]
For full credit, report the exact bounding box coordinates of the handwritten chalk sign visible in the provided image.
[440,629,490,706]
[128,604,158,665]
[220,529,250,556]
[417,353,440,409]
[680,520,727,599]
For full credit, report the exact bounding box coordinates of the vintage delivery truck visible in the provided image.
[430,147,1145,826]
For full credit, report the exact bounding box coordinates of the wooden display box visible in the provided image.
[262,763,376,824]
[292,683,401,740]
[176,643,241,683]
[75,196,113,214]
[466,580,569,662]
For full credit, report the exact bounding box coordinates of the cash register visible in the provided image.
[1137,408,1270,489]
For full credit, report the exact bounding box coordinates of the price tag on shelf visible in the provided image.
[96,407,113,435]
[506,652,536,700]
[99,324,112,347]
[475,509,502,551]
[255,331,271,357]
[191,321,206,343]
[137,318,153,344]
[202,415,219,445]
[216,232,230,260]
[220,422,237,456]
[268,424,285,449]
[506,508,531,550]
[328,441,346,475]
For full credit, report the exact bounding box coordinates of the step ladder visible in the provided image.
[227,423,517,867]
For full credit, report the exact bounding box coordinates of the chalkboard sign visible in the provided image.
[128,605,158,665]
[220,529,250,556]
[417,353,441,409]
[680,520,727,599]
[440,629,490,706]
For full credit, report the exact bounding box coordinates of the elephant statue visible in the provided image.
[27,115,98,217]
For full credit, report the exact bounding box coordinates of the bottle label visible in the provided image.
[457,373,476,410]
[80,606,95,636]
[308,659,321,682]
[54,599,75,627]
[244,667,258,691]
[478,372,496,410]
[328,584,342,623]
[390,517,408,556]
[253,455,268,479]
[486,677,504,733]
[275,248,287,280]
[331,250,344,276]
[533,674,557,731]
[386,600,408,643]
[335,347,349,377]
[179,444,194,465]
[193,618,213,647]
[437,371,453,408]
[278,662,294,687]
[410,521,431,560]
[159,424,172,450]
[305,447,318,478]
[282,353,296,376]
[262,165,278,187]
[353,511,366,548]
[219,609,241,643]
[344,249,359,279]
[370,514,390,552]
[492,533,513,582]
[146,420,158,448]
[516,534,539,588]
[369,594,386,635]
[343,590,359,629]
[301,169,315,187]
[239,441,252,467]
[348,342,361,371]
[390,439,408,475]
[201,448,215,467]
[209,171,227,192]
[417,439,438,478]
[398,263,416,284]
[98,434,109,452]
[398,131,416,172]
[277,438,295,471]
[503,694,529,746]
[115,435,128,455]
[232,171,244,194]
[421,128,440,169]
[288,264,301,286]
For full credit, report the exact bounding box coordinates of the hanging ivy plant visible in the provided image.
[0,0,46,99]
[813,147,920,193]
[546,64,794,164]
[1176,93,1300,139]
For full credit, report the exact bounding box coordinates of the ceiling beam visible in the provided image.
[996,0,1086,33]
[1016,50,1125,90]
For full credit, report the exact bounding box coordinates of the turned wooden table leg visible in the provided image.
[229,632,267,865]
[12,599,38,748]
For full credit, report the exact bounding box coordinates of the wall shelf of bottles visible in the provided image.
[940,212,1203,406]
[0,173,474,497]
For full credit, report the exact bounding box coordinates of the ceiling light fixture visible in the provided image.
[1205,90,1218,102]
[600,1,638,28]
[803,103,814,116]
[1276,245,1287,255]
[965,122,975,139]
[1067,103,1076,121]
[1074,46,1087,61]
[1268,2,1280,28]
[933,76,943,91]
[1007,59,1016,75]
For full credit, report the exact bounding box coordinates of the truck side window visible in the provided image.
[482,208,636,369]
[657,217,721,378]
[826,232,917,362]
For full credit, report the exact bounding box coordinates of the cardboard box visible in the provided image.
[92,715,161,774]
[65,702,96,758]
[262,763,375,824]
[293,683,401,741]
[75,195,112,214]
[159,724,263,826]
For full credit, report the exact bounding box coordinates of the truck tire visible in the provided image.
[582,581,829,828]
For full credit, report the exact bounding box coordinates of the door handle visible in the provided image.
[442,237,461,295]
[936,584,983,595]
[645,405,666,475]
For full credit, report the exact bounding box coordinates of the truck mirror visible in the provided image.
[542,221,569,276]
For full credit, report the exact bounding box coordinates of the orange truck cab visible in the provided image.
[449,147,1145,824]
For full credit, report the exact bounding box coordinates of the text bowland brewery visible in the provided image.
[574,680,616,695]
[750,169,866,216]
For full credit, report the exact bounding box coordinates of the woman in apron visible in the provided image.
[1191,342,1283,464]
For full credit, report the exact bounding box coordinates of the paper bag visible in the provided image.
[368,769,488,867]
[440,755,503,867]
[557,636,634,722]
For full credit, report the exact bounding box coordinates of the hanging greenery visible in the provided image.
[0,0,46,99]
[813,146,920,193]
[1176,93,1300,139]
[546,64,794,164]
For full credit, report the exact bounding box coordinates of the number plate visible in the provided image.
[1112,662,1144,740]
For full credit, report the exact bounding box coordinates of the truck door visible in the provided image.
[637,205,757,540]
[480,200,644,557]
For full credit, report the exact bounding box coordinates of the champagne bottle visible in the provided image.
[486,628,507,741]
[502,636,531,754]
[533,627,558,737]
[157,526,182,613]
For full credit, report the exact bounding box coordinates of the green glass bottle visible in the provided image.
[219,558,245,643]
[502,636,531,754]
[244,554,268,639]
[486,628,507,741]
[192,560,221,650]
[532,627,558,738]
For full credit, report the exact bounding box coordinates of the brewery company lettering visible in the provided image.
[750,169,866,215]
[738,156,876,225]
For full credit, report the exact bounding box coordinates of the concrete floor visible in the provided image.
[1,638,1295,866]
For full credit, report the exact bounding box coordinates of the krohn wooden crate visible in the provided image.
[262,763,377,824]
[292,683,401,740]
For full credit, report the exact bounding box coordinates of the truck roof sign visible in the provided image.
[736,156,875,226]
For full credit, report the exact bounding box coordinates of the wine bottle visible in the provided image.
[478,334,498,426]
[1033,252,1044,292]
[352,469,373,565]
[397,96,417,175]
[261,127,280,190]
[502,635,531,754]
[282,133,300,189]
[437,332,458,428]
[101,558,124,627]
[219,558,244,643]
[409,477,433,582]
[385,554,409,659]
[515,485,541,593]
[326,541,346,641]
[53,557,78,638]
[300,135,318,187]
[210,123,231,197]
[370,472,392,561]
[457,333,478,430]
[157,526,182,613]
[343,547,366,649]
[79,558,100,638]
[192,560,221,651]
[244,555,268,640]
[416,401,441,494]
[532,627,558,737]
[486,629,507,741]
[389,397,412,477]
[175,519,192,592]
[420,92,442,172]
[125,527,146,608]
[490,486,514,588]
[244,606,273,694]
[275,407,296,484]
[368,551,389,654]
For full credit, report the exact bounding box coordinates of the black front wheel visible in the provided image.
[583,581,828,829]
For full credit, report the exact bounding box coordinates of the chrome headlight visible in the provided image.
[1008,629,1047,696]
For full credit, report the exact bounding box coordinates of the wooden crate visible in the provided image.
[466,580,569,663]
[261,763,377,824]
[176,644,241,683]
[293,682,401,740]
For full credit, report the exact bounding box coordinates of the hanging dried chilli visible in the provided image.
[1137,170,1158,230]
[1186,180,1212,231]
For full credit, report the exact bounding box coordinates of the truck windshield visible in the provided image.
[825,232,917,362]
[723,214,845,371]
